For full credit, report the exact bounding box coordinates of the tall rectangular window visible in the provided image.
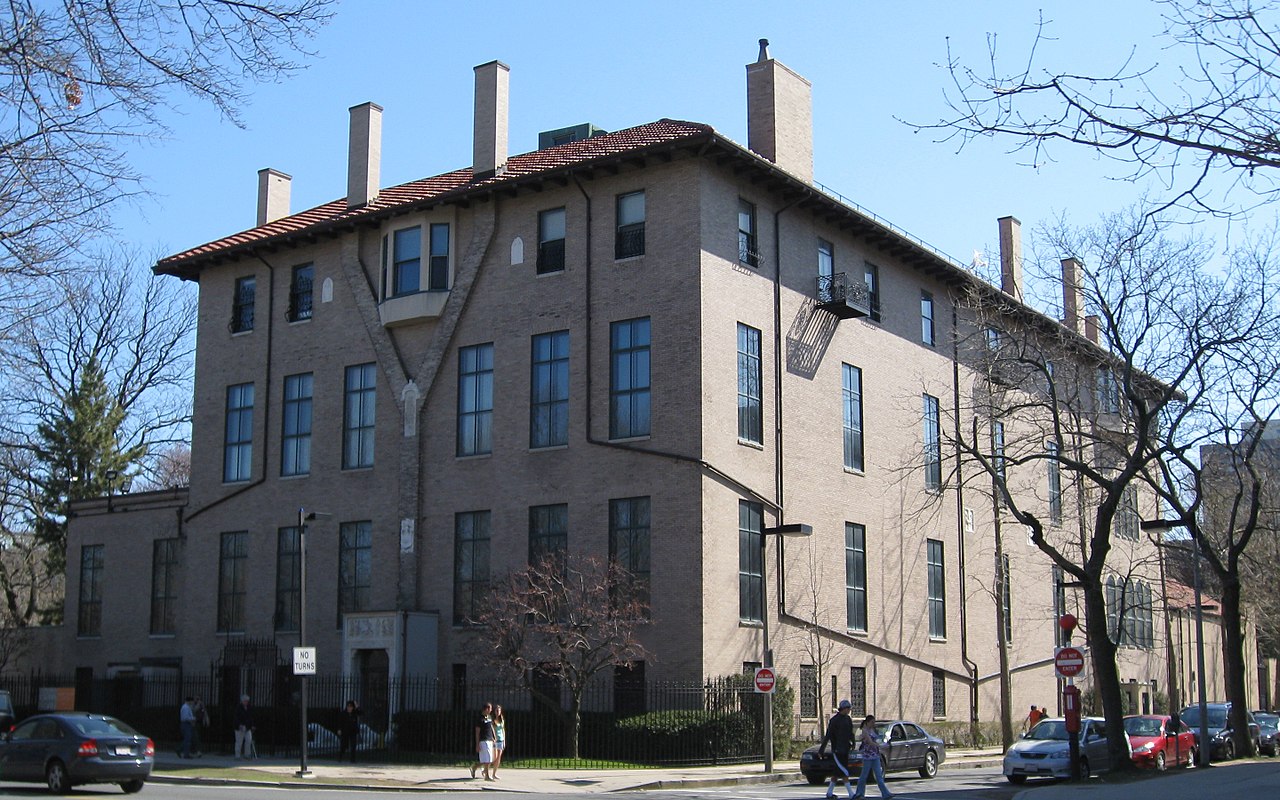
[217,532,248,633]
[529,503,568,572]
[531,331,569,448]
[927,538,946,639]
[231,275,255,333]
[77,544,104,637]
[1053,565,1068,647]
[281,372,312,477]
[338,521,372,626]
[993,420,1006,487]
[454,511,491,625]
[799,664,818,718]
[921,291,935,346]
[738,501,763,622]
[1117,485,1139,540]
[538,207,566,274]
[609,497,651,612]
[150,538,178,635]
[738,199,758,267]
[737,323,762,444]
[223,383,254,483]
[923,393,942,490]
[818,239,834,281]
[845,523,867,632]
[392,226,421,295]
[275,526,301,632]
[1047,440,1063,523]
[842,364,864,471]
[615,190,645,258]
[428,222,450,290]
[343,363,376,469]
[999,552,1012,642]
[458,343,494,456]
[932,671,946,718]
[850,667,867,716]
[864,263,881,321]
[610,317,651,439]
[288,263,313,322]
[1097,367,1121,414]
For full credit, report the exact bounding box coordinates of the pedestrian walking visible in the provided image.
[338,700,362,762]
[178,697,196,758]
[1024,704,1045,731]
[190,697,208,758]
[492,704,506,779]
[469,702,496,781]
[233,694,256,759]
[819,699,857,799]
[851,714,892,799]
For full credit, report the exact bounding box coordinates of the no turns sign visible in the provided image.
[754,667,776,693]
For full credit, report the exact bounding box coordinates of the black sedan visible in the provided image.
[800,720,946,784]
[1254,712,1279,756]
[0,712,153,793]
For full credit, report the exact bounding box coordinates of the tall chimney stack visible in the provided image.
[473,60,510,180]
[256,168,291,227]
[1060,257,1085,334]
[998,216,1023,301]
[347,102,383,209]
[746,40,813,183]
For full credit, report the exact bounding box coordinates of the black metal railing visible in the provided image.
[538,238,566,273]
[739,234,759,267]
[230,287,255,333]
[615,223,645,259]
[816,273,871,319]
[288,277,313,322]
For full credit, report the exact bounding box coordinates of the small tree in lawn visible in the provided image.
[471,554,651,758]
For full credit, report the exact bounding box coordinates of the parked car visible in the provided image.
[1123,714,1196,770]
[1180,703,1261,760]
[1003,717,1127,784]
[0,691,14,732]
[0,712,153,793]
[1252,711,1279,756]
[799,719,946,784]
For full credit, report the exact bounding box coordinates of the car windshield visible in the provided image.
[68,717,138,737]
[1181,708,1228,728]
[1124,717,1163,736]
[1256,714,1279,731]
[1027,720,1072,741]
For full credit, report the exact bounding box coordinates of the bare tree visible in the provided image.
[927,0,1280,217]
[469,554,652,758]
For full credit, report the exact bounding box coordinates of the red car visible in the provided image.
[1124,714,1197,770]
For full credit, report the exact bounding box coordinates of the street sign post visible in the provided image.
[1054,646,1085,679]
[754,667,776,694]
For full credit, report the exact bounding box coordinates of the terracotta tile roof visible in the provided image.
[156,119,715,276]
[1165,579,1220,612]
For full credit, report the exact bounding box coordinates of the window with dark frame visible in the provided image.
[846,523,867,632]
[275,526,301,632]
[1047,439,1063,523]
[993,420,1007,490]
[999,552,1012,642]
[1053,565,1067,647]
[217,531,248,633]
[614,662,646,715]
[150,538,178,635]
[288,264,313,322]
[923,394,942,490]
[738,500,763,622]
[818,238,834,282]
[78,544,104,637]
[610,318,651,439]
[343,363,376,469]
[737,323,762,444]
[538,208,567,274]
[429,223,450,290]
[842,364,864,471]
[927,539,946,639]
[392,226,421,296]
[921,290,936,346]
[231,275,255,333]
[864,262,881,321]
[530,331,569,448]
[615,191,645,258]
[609,497,651,614]
[454,511,491,625]
[738,199,758,267]
[457,343,494,456]
[338,521,372,627]
[281,372,312,477]
[529,503,568,573]
[223,383,254,483]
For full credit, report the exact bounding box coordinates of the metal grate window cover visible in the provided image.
[850,666,867,716]
[932,671,946,718]
[799,665,818,718]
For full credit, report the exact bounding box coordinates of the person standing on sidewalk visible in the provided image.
[190,697,208,758]
[491,705,506,779]
[233,694,256,759]
[851,714,892,800]
[819,699,857,799]
[338,700,362,762]
[469,702,496,781]
[178,697,196,758]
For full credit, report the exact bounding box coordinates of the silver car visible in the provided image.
[1003,717,1126,784]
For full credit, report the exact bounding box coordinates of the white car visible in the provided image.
[1003,717,1128,784]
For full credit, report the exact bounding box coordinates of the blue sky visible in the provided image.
[121,1,1190,284]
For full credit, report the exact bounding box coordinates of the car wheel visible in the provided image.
[1190,746,1200,767]
[1079,758,1089,778]
[120,779,145,794]
[1155,751,1166,771]
[805,774,825,786]
[1007,774,1026,784]
[918,750,938,779]
[1224,740,1236,760]
[46,760,70,793]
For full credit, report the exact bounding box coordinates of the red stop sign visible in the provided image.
[1055,646,1085,678]
[754,667,776,693]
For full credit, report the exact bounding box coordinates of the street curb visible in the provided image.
[624,772,803,791]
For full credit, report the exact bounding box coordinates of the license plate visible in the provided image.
[114,746,135,756]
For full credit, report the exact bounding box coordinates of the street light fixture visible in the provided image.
[296,508,330,778]
[760,521,812,774]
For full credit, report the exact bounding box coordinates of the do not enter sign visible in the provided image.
[754,667,776,693]
[1054,646,1085,678]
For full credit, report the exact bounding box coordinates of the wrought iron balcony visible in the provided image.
[538,238,566,273]
[615,223,645,259]
[816,272,871,320]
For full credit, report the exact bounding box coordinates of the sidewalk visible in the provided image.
[151,746,1005,792]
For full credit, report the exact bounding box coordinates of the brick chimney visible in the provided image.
[347,102,383,209]
[998,216,1023,301]
[1085,314,1101,344]
[473,60,510,180]
[746,39,813,184]
[1060,257,1085,334]
[256,168,291,227]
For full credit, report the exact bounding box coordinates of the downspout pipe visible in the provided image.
[772,197,799,613]
[951,299,981,743]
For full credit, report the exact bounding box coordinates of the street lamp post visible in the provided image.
[760,522,812,774]
[295,508,330,779]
